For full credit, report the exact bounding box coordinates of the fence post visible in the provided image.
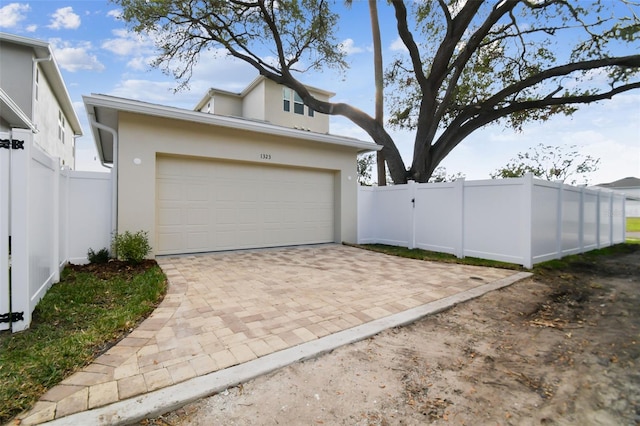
[521,174,534,268]
[0,132,10,331]
[622,194,626,241]
[579,186,585,253]
[52,159,61,282]
[596,189,602,249]
[408,180,417,249]
[9,128,32,332]
[456,178,465,259]
[608,191,614,246]
[555,181,563,259]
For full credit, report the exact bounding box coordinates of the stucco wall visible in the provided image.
[242,79,266,121]
[262,79,330,133]
[0,43,33,116]
[203,92,242,117]
[116,112,360,255]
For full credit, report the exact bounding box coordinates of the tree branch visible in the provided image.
[433,81,640,167]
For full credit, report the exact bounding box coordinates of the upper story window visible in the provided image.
[283,88,291,112]
[58,110,65,143]
[294,92,304,115]
[283,87,314,117]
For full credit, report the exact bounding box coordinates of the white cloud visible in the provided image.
[390,37,408,52]
[102,28,153,56]
[101,29,162,72]
[25,24,37,32]
[48,7,81,30]
[109,79,178,104]
[0,3,30,28]
[49,39,105,72]
[107,9,122,19]
[127,56,154,71]
[187,50,259,93]
[338,38,364,55]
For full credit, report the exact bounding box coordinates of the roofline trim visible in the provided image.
[84,94,380,164]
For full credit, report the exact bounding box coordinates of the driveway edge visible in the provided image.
[43,271,532,426]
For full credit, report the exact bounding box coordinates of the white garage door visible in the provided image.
[156,156,335,255]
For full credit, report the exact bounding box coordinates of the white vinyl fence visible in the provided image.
[358,175,626,268]
[1,129,112,332]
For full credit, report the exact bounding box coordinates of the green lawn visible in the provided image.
[627,217,640,233]
[0,262,167,424]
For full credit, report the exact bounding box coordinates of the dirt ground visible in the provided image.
[140,246,640,426]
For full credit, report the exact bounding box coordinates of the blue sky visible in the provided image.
[1,0,638,184]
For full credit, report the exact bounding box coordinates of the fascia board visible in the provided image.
[0,88,37,132]
[84,94,381,154]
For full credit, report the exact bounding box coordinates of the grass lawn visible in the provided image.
[627,217,640,232]
[356,242,639,272]
[353,243,525,270]
[0,261,167,424]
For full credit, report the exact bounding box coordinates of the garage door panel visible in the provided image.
[187,184,208,202]
[157,181,183,201]
[186,208,209,225]
[187,231,208,250]
[156,156,334,255]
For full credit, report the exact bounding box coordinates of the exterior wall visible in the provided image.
[116,112,359,255]
[197,93,243,117]
[242,78,266,121]
[33,62,75,168]
[0,43,33,119]
[261,79,330,133]
[0,41,75,168]
[0,116,10,132]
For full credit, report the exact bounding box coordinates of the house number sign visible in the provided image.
[260,153,272,160]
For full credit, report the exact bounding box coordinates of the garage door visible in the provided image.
[156,156,335,255]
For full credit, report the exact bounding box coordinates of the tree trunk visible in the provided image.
[369,0,387,186]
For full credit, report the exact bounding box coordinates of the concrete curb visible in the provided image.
[44,271,532,426]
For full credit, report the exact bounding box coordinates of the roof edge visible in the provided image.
[84,94,380,164]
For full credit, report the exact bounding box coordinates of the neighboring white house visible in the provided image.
[194,75,333,134]
[596,177,640,218]
[0,32,82,168]
[84,78,379,257]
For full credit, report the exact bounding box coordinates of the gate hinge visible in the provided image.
[0,312,24,323]
[0,139,25,150]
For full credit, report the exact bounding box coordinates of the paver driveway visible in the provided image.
[18,244,521,425]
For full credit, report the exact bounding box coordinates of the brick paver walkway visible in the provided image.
[17,245,517,424]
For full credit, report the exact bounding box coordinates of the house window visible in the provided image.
[283,88,291,112]
[308,107,314,117]
[58,110,65,143]
[294,92,304,115]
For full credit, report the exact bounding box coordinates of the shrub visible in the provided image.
[112,230,151,264]
[87,247,110,264]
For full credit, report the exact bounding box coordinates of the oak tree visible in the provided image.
[114,0,640,183]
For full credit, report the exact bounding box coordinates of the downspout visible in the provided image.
[87,115,118,254]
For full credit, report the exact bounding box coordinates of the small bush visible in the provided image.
[87,247,110,264]
[112,230,151,264]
